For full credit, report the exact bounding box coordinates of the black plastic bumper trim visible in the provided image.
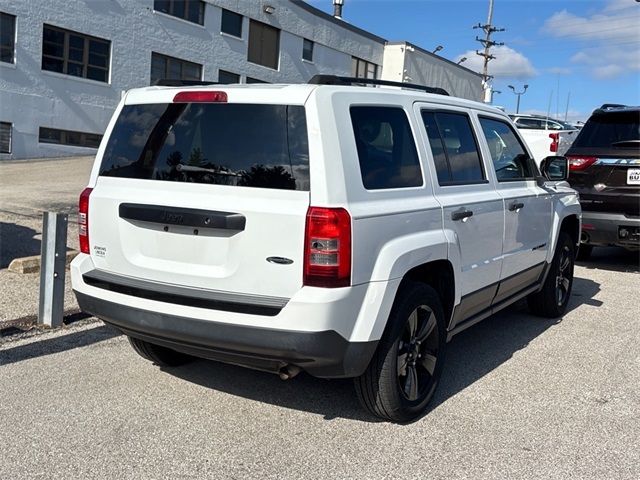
[74,291,377,378]
[82,269,288,317]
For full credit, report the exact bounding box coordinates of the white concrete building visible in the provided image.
[0,0,482,159]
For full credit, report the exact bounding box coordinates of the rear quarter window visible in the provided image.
[350,106,423,190]
[100,103,310,190]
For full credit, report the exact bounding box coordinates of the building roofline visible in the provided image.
[290,0,387,44]
[385,41,483,78]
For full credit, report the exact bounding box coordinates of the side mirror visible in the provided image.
[539,156,569,184]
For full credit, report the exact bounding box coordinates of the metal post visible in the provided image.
[38,212,68,327]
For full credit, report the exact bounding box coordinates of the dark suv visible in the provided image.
[566,104,640,259]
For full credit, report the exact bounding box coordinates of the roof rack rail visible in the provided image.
[308,74,449,96]
[154,79,221,87]
[599,103,627,110]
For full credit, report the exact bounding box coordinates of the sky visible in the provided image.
[309,0,640,122]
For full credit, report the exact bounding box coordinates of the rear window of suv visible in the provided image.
[572,111,640,149]
[99,103,310,190]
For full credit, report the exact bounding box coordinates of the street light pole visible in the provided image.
[508,84,529,113]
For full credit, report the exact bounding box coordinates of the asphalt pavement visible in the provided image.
[1,251,638,479]
[0,156,93,321]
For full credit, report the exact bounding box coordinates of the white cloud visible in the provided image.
[547,67,572,75]
[542,0,640,79]
[593,64,625,79]
[456,46,537,79]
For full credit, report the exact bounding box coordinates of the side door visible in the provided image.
[416,105,504,328]
[475,114,553,304]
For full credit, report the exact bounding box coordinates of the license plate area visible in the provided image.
[627,168,640,185]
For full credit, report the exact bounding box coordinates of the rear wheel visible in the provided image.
[355,282,446,423]
[576,244,593,261]
[528,232,575,318]
[128,336,193,367]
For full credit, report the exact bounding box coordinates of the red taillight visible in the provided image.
[567,155,598,171]
[173,91,228,103]
[78,187,93,254]
[549,133,559,153]
[303,207,351,288]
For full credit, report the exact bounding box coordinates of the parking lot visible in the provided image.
[1,157,639,479]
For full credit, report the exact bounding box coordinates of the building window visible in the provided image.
[0,12,16,64]
[0,122,12,154]
[150,52,202,85]
[302,39,314,62]
[220,9,242,37]
[39,127,102,148]
[248,20,280,70]
[41,25,110,83]
[246,77,268,84]
[352,57,378,79]
[154,0,204,25]
[218,69,240,84]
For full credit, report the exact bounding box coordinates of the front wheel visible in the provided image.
[354,282,447,423]
[527,232,575,318]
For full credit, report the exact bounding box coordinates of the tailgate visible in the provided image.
[86,98,311,299]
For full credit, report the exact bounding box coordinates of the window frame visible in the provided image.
[38,126,102,149]
[0,11,16,64]
[154,0,204,26]
[478,114,539,182]
[349,105,425,191]
[41,24,111,83]
[220,8,242,37]
[0,121,12,154]
[421,109,489,187]
[150,51,202,85]
[302,38,314,62]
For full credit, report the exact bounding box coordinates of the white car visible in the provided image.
[72,76,581,422]
[510,114,579,165]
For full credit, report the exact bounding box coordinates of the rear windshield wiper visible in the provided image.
[611,140,640,147]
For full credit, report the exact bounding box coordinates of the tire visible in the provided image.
[527,232,575,318]
[128,336,193,367]
[354,282,447,423]
[576,244,593,261]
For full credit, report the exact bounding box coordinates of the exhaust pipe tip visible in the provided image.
[278,365,301,381]
[580,231,590,244]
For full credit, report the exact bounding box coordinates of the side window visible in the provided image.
[421,111,485,185]
[350,106,423,190]
[516,118,542,129]
[479,117,536,181]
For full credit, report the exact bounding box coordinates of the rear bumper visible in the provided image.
[581,211,640,248]
[75,291,377,378]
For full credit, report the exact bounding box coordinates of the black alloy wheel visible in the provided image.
[528,232,575,318]
[355,282,447,423]
[397,305,440,402]
[556,244,572,307]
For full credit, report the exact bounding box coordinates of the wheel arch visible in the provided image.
[401,259,456,328]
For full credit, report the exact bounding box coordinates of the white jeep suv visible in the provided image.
[71,76,581,422]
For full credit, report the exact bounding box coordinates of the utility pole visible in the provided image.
[474,0,505,103]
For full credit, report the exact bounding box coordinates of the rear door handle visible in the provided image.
[451,209,474,221]
[119,203,246,231]
[509,202,525,212]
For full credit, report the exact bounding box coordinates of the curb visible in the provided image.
[8,250,79,274]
